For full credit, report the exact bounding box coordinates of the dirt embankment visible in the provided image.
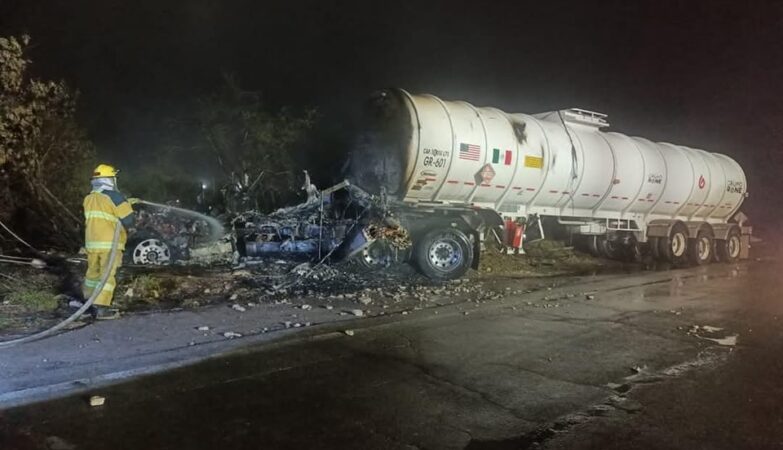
[479,239,626,276]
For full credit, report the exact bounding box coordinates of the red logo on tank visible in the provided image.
[698,175,706,189]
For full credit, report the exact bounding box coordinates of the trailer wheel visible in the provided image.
[586,235,602,257]
[598,236,622,260]
[716,227,741,263]
[622,235,643,262]
[688,229,714,266]
[414,228,473,280]
[649,237,661,260]
[659,223,689,265]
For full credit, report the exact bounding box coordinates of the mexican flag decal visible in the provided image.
[492,148,513,165]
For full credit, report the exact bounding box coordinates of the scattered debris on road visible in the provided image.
[629,365,646,374]
[707,335,738,346]
[687,325,739,346]
[88,395,106,407]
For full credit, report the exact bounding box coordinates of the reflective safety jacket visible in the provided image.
[83,190,135,252]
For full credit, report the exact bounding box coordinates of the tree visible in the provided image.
[164,74,318,212]
[0,35,95,250]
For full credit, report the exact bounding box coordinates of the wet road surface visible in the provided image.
[1,258,781,449]
[543,257,783,450]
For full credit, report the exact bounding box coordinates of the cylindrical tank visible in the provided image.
[351,89,747,224]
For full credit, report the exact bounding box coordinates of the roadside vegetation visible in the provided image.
[0,268,60,332]
[0,35,95,251]
[123,73,317,215]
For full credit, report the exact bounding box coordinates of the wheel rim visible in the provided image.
[671,233,686,257]
[427,238,462,272]
[132,239,171,265]
[728,235,741,258]
[698,236,711,261]
[362,243,391,268]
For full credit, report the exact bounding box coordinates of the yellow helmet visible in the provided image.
[92,164,119,178]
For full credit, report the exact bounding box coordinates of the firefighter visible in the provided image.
[82,164,135,320]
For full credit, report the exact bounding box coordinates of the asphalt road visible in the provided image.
[1,257,781,450]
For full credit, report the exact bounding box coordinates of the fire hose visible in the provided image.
[0,223,121,349]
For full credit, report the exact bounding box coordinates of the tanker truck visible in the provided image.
[349,89,751,280]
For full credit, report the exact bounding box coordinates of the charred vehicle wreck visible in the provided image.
[231,177,495,280]
[127,175,498,281]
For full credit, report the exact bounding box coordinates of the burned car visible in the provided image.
[126,201,218,265]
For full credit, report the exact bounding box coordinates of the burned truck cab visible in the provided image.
[233,181,401,265]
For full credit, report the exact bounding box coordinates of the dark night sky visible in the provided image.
[2,0,782,221]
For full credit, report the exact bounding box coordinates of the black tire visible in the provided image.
[414,228,473,280]
[659,223,689,266]
[124,236,144,265]
[688,229,714,266]
[622,235,643,263]
[586,235,602,257]
[598,235,622,260]
[649,236,661,260]
[716,227,741,263]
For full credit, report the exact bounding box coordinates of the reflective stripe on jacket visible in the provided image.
[83,190,134,252]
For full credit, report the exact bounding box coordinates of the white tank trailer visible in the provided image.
[351,89,751,280]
